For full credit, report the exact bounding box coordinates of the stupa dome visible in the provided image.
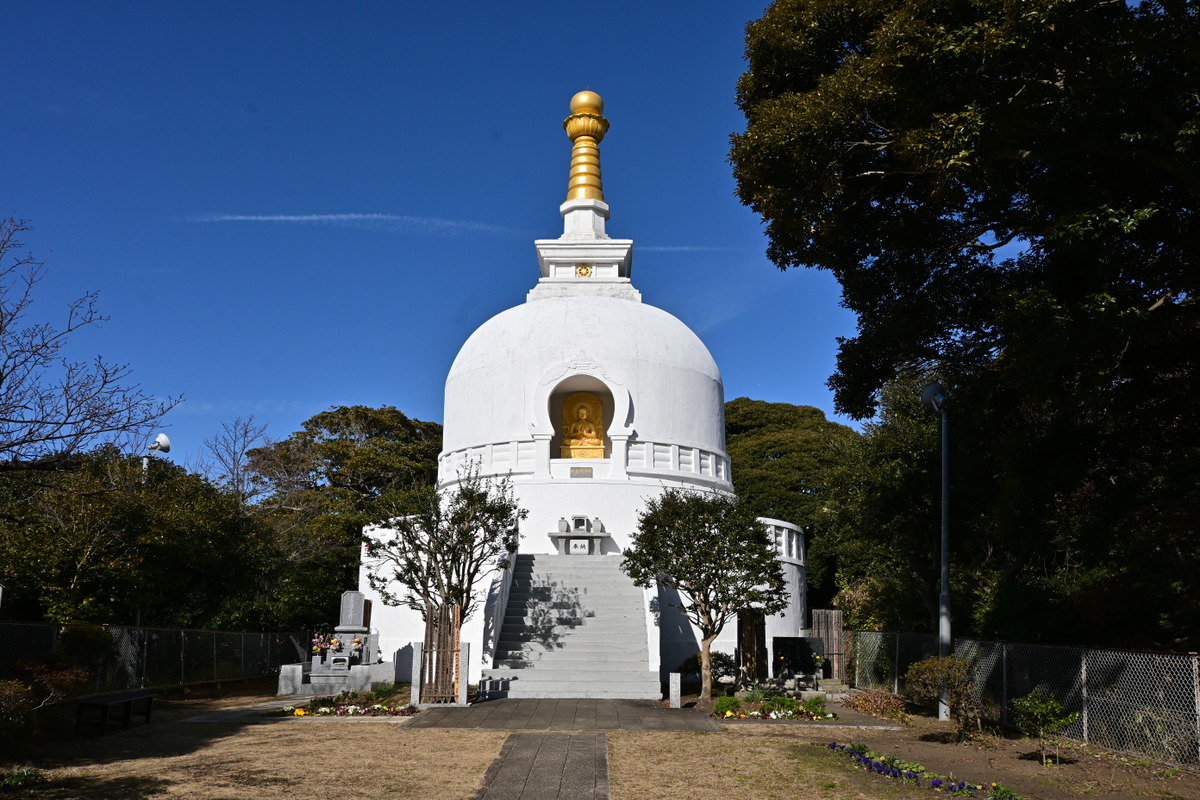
[442,294,725,458]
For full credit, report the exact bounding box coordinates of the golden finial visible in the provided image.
[563,90,609,202]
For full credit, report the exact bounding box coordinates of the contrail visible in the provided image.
[185,212,530,238]
[640,245,743,252]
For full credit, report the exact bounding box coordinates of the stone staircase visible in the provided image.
[480,554,661,700]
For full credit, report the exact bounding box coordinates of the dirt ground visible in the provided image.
[3,681,1199,799]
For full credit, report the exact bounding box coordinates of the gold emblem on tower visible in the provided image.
[561,392,605,458]
[575,264,593,278]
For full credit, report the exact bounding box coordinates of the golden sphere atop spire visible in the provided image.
[562,89,609,203]
[570,90,604,116]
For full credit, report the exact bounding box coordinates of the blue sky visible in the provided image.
[4,1,859,470]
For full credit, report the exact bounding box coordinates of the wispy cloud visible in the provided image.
[639,245,744,252]
[184,213,531,239]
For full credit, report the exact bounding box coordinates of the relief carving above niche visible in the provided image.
[561,392,605,459]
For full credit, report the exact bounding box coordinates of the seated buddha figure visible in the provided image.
[561,393,604,458]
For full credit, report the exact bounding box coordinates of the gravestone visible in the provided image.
[772,636,825,678]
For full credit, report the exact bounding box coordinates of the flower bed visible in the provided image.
[285,702,417,717]
[828,742,1029,799]
[269,684,417,718]
[711,692,839,721]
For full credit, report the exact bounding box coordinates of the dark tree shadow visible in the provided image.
[26,775,174,799]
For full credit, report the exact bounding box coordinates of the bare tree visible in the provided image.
[202,415,269,504]
[363,463,526,623]
[0,218,179,471]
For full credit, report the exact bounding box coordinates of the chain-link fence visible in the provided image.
[1,622,309,696]
[853,631,1200,769]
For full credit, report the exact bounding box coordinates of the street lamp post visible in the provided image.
[921,382,951,722]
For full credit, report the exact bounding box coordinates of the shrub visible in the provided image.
[712,696,742,717]
[0,681,36,758]
[0,766,48,790]
[0,681,35,729]
[904,656,982,738]
[759,696,798,715]
[799,695,827,716]
[674,651,738,680]
[742,684,773,703]
[1011,688,1080,766]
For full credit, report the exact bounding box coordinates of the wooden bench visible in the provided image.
[75,691,157,736]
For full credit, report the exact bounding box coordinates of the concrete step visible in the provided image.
[484,667,654,683]
[492,662,652,671]
[500,615,641,628]
[495,631,648,645]
[482,687,663,700]
[487,554,653,699]
[481,671,661,700]
[494,645,648,659]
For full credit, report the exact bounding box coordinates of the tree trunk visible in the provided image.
[699,633,718,701]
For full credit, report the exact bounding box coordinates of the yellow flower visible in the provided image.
[294,708,307,716]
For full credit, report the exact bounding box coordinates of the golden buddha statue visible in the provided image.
[561,392,605,458]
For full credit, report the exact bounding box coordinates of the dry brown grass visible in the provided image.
[608,727,922,800]
[30,724,507,799]
[10,683,1200,799]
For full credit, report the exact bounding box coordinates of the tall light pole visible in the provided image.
[921,382,951,721]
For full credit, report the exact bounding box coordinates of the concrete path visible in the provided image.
[473,732,607,800]
[408,698,720,732]
[413,699,718,800]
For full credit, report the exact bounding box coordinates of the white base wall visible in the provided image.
[357,496,808,693]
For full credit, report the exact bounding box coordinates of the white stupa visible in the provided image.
[363,91,805,697]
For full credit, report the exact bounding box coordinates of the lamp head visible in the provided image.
[921,383,947,413]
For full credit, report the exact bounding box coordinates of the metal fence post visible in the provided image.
[1001,642,1009,725]
[1081,650,1090,744]
[1192,653,1199,766]
[894,632,900,694]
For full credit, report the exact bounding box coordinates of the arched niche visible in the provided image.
[549,376,613,459]
[531,359,632,461]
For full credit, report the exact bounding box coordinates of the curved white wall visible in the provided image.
[443,295,726,457]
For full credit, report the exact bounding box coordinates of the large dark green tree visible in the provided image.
[241,405,443,628]
[725,398,857,609]
[732,0,1200,649]
[725,397,856,528]
[0,450,265,627]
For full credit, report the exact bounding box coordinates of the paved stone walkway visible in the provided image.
[408,698,720,732]
[178,697,890,800]
[472,732,607,800]
[411,699,718,800]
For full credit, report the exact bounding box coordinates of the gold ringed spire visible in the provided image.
[563,90,609,202]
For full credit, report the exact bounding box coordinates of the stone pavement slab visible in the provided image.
[473,733,607,800]
[408,698,720,732]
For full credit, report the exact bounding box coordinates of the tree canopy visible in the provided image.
[732,0,1200,649]
[0,449,264,627]
[236,405,443,628]
[1,405,443,632]
[621,489,787,699]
